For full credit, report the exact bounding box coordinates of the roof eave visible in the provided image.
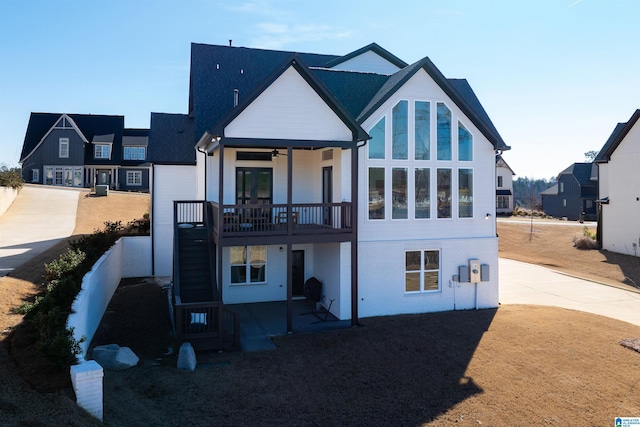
[207,54,369,144]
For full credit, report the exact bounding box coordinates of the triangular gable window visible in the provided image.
[54,116,74,129]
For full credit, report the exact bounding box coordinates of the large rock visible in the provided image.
[177,342,197,371]
[92,344,139,370]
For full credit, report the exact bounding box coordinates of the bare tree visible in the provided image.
[584,150,598,162]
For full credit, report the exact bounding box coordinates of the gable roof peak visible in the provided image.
[204,54,369,144]
[595,109,640,163]
[357,55,509,151]
[323,42,408,70]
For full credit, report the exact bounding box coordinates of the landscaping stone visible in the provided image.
[92,344,139,370]
[177,342,197,371]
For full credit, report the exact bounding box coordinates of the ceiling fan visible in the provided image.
[271,149,288,157]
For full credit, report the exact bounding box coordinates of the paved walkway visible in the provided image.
[0,185,82,276]
[499,258,640,326]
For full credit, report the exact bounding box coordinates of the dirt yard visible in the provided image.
[1,198,639,426]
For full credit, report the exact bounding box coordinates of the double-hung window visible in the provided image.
[94,144,110,159]
[59,138,69,158]
[405,250,440,292]
[32,169,39,183]
[126,171,142,186]
[230,246,266,284]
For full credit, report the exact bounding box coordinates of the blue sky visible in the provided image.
[1,0,638,179]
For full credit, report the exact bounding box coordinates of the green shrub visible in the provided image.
[70,221,123,261]
[45,248,86,284]
[0,166,24,189]
[25,221,124,369]
[127,215,150,235]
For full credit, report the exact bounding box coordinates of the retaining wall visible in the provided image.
[0,186,19,216]
[67,236,152,421]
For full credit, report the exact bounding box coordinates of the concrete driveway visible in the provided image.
[0,184,82,276]
[500,258,640,326]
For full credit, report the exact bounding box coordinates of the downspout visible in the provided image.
[286,146,293,333]
[197,146,207,199]
[351,138,368,328]
[150,163,155,276]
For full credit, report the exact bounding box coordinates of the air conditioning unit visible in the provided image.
[95,185,109,196]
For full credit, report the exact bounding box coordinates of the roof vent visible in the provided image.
[234,89,239,107]
[229,39,232,47]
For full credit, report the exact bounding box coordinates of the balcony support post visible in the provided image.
[286,146,293,333]
[351,145,359,327]
[217,144,225,303]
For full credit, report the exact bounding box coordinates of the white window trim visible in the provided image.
[94,144,112,160]
[123,146,146,160]
[457,120,474,162]
[230,246,267,285]
[458,167,474,220]
[126,170,142,186]
[59,138,69,158]
[405,249,441,293]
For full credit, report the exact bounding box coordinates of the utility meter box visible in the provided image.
[458,265,469,283]
[469,259,481,283]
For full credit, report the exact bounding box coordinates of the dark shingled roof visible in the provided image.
[20,112,125,165]
[208,54,369,143]
[148,113,196,164]
[311,68,390,119]
[189,43,339,141]
[357,57,508,151]
[20,113,60,161]
[123,128,149,137]
[595,109,640,163]
[558,163,596,187]
[322,42,408,70]
[181,42,508,159]
[540,184,558,196]
[448,78,506,150]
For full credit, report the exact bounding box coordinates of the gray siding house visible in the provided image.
[19,113,150,192]
[541,162,597,221]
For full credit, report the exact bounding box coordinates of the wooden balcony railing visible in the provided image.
[173,298,240,351]
[209,202,352,236]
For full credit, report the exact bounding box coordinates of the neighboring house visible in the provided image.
[540,163,597,221]
[595,109,640,256]
[150,42,510,340]
[496,155,515,214]
[19,113,150,191]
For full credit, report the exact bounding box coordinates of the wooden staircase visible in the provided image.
[178,226,216,303]
[172,201,240,351]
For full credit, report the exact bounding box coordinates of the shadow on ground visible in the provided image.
[601,250,640,288]
[94,279,497,426]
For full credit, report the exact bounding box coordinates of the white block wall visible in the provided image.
[66,236,151,421]
[70,361,104,421]
[0,186,19,216]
